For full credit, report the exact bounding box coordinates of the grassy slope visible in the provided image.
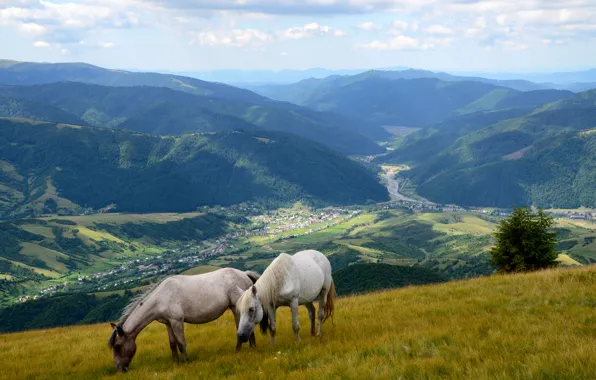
[2,266,596,379]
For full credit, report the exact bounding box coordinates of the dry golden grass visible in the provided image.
[2,267,596,380]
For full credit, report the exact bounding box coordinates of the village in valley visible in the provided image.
[18,183,596,303]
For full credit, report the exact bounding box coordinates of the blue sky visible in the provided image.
[1,0,595,72]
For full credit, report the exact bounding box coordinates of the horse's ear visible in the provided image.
[110,322,117,329]
[116,326,125,336]
[251,285,257,295]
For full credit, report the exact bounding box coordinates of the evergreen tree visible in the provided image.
[490,207,558,273]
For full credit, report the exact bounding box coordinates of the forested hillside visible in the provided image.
[380,90,596,208]
[252,72,573,126]
[0,82,385,155]
[333,263,447,296]
[0,118,388,218]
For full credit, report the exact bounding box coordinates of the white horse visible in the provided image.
[108,268,260,372]
[236,250,335,344]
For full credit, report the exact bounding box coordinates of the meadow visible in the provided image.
[2,266,596,379]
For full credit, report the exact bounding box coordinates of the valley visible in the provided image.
[1,59,596,338]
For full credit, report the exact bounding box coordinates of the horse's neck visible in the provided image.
[256,256,294,306]
[122,297,158,339]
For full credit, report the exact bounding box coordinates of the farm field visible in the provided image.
[3,202,595,306]
[2,266,596,379]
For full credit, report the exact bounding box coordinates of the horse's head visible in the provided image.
[237,285,265,342]
[108,323,137,372]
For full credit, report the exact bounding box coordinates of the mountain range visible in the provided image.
[378,90,596,208]
[0,118,388,218]
[0,61,389,155]
[2,59,596,211]
[251,70,575,126]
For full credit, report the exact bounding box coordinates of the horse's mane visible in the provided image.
[245,270,261,284]
[108,281,161,347]
[237,253,293,313]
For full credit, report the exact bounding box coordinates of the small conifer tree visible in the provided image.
[490,207,558,273]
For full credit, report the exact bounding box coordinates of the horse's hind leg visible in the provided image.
[306,303,316,336]
[170,320,188,362]
[291,298,301,342]
[166,323,179,361]
[317,290,327,337]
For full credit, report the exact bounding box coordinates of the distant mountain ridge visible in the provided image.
[378,89,596,208]
[0,81,388,155]
[252,72,574,127]
[0,118,389,218]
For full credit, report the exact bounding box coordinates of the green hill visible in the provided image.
[0,61,266,104]
[379,90,596,208]
[0,94,83,124]
[0,118,388,218]
[0,82,384,155]
[333,263,447,296]
[255,73,572,127]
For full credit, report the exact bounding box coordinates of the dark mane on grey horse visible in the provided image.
[245,270,261,284]
[108,281,161,348]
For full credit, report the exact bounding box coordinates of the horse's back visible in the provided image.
[158,268,253,323]
[291,250,332,302]
[293,250,331,276]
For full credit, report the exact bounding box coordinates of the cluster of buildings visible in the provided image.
[253,208,354,235]
[549,210,596,220]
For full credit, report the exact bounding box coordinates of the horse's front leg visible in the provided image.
[249,331,256,348]
[231,307,243,352]
[166,323,179,361]
[291,298,301,342]
[170,320,188,362]
[268,305,277,345]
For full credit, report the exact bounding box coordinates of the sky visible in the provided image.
[1,0,596,72]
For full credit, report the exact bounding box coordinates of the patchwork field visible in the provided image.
[3,205,595,306]
[2,267,596,379]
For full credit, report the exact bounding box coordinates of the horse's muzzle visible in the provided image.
[237,332,250,343]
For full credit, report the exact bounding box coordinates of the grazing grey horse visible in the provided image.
[108,268,260,372]
[236,249,335,345]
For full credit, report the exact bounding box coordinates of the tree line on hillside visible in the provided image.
[0,118,388,218]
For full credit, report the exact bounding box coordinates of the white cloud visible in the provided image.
[425,37,454,47]
[191,28,273,47]
[424,25,453,35]
[496,39,528,51]
[98,41,115,48]
[279,22,345,40]
[357,35,432,51]
[18,22,46,34]
[357,21,379,31]
[280,51,289,56]
[60,48,70,55]
[0,0,140,45]
[392,20,408,31]
[33,40,49,47]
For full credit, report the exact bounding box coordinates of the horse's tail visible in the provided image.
[323,279,335,325]
[245,270,261,284]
